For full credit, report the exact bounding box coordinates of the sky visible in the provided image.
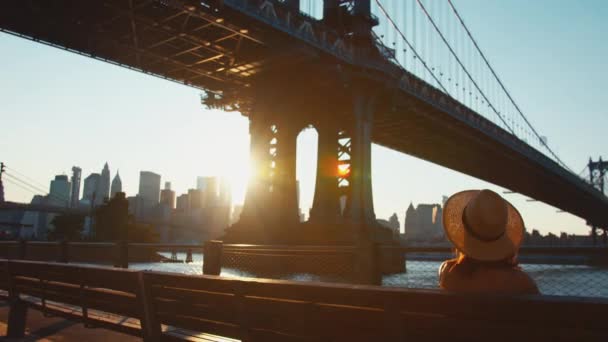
[1,0,606,236]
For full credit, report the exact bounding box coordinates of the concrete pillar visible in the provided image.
[309,122,342,223]
[238,113,301,241]
[343,90,376,226]
[240,114,273,227]
[203,240,222,275]
[353,239,380,285]
[274,121,300,225]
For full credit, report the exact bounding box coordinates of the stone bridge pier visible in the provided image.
[224,82,394,247]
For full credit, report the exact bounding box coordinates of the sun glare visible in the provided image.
[338,164,350,177]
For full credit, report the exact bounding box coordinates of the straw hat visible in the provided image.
[443,189,524,261]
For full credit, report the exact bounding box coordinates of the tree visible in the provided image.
[49,214,84,241]
[94,192,160,242]
[94,193,129,241]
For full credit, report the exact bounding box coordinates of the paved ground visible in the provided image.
[0,303,140,341]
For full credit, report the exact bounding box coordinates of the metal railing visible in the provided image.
[384,246,608,298]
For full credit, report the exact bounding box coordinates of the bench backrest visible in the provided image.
[142,271,608,341]
[5,260,143,320]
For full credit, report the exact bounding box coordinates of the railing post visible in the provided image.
[203,240,223,275]
[58,239,69,263]
[115,240,128,269]
[18,239,26,260]
[137,272,161,342]
[7,261,27,338]
[185,249,193,263]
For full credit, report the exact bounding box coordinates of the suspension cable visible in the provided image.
[446,0,572,172]
[374,0,449,94]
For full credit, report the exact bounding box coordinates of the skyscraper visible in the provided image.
[176,193,189,212]
[111,171,122,198]
[99,162,111,202]
[49,175,71,207]
[219,178,232,207]
[160,182,176,209]
[82,173,100,205]
[196,176,213,192]
[138,171,161,210]
[70,166,81,208]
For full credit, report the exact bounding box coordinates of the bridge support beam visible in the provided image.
[343,90,376,227]
[309,122,342,224]
[229,111,301,243]
[283,0,300,11]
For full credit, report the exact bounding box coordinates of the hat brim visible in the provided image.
[443,190,524,261]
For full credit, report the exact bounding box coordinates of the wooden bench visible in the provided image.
[1,259,145,338]
[142,271,608,341]
[1,260,608,341]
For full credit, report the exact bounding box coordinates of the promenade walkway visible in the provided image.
[0,303,139,341]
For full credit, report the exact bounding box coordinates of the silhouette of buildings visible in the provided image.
[377,213,401,239]
[404,202,446,244]
[99,162,111,202]
[110,171,122,198]
[82,173,101,205]
[138,171,161,212]
[70,166,81,208]
[160,182,176,209]
[49,175,71,207]
[176,193,189,211]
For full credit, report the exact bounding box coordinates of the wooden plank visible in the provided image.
[153,298,237,324]
[151,285,237,308]
[145,272,238,294]
[7,260,139,293]
[157,313,241,340]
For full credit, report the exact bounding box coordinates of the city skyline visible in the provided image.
[2,1,607,236]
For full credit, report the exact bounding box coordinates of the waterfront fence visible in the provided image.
[393,246,608,298]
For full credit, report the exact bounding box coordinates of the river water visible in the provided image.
[128,252,608,298]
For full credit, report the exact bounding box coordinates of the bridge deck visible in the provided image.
[1,0,606,225]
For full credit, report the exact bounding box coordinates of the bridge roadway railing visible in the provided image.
[1,258,608,341]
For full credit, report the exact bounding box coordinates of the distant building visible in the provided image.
[70,166,81,208]
[110,171,122,198]
[377,213,400,239]
[138,171,161,211]
[196,176,213,192]
[99,163,111,202]
[127,195,145,219]
[188,189,203,210]
[176,193,189,212]
[20,195,49,239]
[49,175,71,207]
[404,202,445,243]
[219,178,232,207]
[160,182,176,209]
[82,173,101,205]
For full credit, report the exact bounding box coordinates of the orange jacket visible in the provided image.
[439,259,540,295]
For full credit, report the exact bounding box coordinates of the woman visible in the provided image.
[439,189,539,295]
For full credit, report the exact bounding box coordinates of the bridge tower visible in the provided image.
[224,71,391,247]
[588,157,608,245]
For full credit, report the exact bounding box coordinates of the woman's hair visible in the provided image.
[451,251,518,277]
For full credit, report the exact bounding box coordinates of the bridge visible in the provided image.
[1,0,607,246]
